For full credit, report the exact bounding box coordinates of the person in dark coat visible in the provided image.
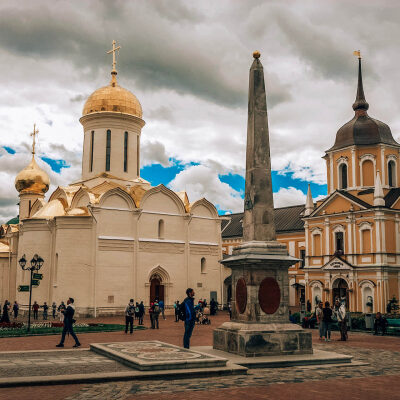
[56,298,81,348]
[374,312,389,335]
[138,301,144,325]
[182,288,196,349]
[1,301,10,323]
[13,301,19,319]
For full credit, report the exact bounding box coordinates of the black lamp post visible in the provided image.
[18,254,44,332]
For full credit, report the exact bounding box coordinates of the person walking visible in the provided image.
[56,298,81,348]
[374,312,388,335]
[32,301,39,320]
[52,302,57,319]
[210,298,217,316]
[153,300,160,329]
[174,301,180,322]
[316,301,324,340]
[13,301,19,320]
[1,300,10,323]
[58,301,66,322]
[138,301,144,325]
[125,299,135,334]
[149,302,155,329]
[334,299,347,341]
[42,302,49,320]
[322,301,333,342]
[182,288,196,349]
[159,299,166,320]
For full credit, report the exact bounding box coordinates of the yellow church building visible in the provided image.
[222,55,400,314]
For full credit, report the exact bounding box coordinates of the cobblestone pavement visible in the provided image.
[60,342,400,400]
[1,314,400,399]
[0,350,129,377]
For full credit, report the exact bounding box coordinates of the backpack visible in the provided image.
[153,304,160,314]
[135,307,139,313]
[178,302,186,321]
[128,305,135,316]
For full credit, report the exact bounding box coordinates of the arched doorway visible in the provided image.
[332,278,348,306]
[150,274,164,304]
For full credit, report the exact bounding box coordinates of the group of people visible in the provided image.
[315,299,348,342]
[124,300,145,334]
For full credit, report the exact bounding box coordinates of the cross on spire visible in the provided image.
[30,123,39,155]
[107,40,121,74]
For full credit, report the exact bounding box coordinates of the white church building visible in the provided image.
[0,43,224,316]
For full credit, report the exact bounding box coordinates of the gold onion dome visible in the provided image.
[82,73,142,118]
[15,155,50,194]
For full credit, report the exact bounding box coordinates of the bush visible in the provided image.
[351,315,366,330]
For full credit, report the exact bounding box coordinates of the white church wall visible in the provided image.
[97,209,134,238]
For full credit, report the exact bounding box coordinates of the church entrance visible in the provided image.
[332,278,348,306]
[150,275,164,303]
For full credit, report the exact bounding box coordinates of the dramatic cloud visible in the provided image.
[1,1,400,221]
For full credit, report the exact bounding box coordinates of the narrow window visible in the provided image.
[300,249,306,269]
[158,219,164,240]
[339,164,348,189]
[106,130,111,171]
[201,257,206,273]
[137,135,140,176]
[388,160,396,187]
[124,131,128,172]
[335,232,344,253]
[90,130,94,172]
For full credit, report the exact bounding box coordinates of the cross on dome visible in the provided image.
[30,123,39,155]
[107,40,121,74]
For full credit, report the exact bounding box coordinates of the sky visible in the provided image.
[1,0,400,222]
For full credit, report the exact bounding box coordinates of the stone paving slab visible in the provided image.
[90,340,227,371]
[193,346,354,368]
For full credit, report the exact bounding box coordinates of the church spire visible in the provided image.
[352,51,369,112]
[304,184,314,216]
[374,170,385,207]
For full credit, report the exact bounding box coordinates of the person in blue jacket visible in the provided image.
[182,288,196,349]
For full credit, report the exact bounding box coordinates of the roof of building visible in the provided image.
[5,216,19,225]
[385,188,400,208]
[221,204,305,238]
[327,57,400,152]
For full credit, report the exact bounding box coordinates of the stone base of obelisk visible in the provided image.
[213,322,312,357]
[214,240,312,357]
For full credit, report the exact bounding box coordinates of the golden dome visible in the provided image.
[82,74,142,118]
[15,156,50,195]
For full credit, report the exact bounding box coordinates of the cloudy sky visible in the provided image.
[1,0,400,222]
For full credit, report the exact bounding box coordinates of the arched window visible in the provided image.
[105,130,111,171]
[339,163,348,189]
[388,160,396,187]
[312,233,322,256]
[124,131,128,173]
[158,219,164,240]
[201,257,206,274]
[335,231,344,253]
[362,160,374,187]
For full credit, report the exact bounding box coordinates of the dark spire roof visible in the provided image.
[327,56,400,152]
[352,56,369,111]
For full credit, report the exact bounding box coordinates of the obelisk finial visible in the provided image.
[243,53,276,242]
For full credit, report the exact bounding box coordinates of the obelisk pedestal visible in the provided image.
[213,52,312,357]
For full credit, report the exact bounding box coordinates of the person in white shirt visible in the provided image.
[334,299,347,341]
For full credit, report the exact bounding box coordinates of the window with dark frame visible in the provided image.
[335,231,344,253]
[340,164,348,189]
[106,130,111,171]
[388,160,395,187]
[300,249,306,268]
[90,130,94,172]
[124,131,128,172]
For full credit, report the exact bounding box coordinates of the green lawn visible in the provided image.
[0,324,145,338]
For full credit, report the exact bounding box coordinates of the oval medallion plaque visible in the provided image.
[258,277,281,314]
[236,278,247,314]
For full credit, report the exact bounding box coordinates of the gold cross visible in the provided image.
[107,40,121,73]
[30,123,39,155]
[353,50,361,59]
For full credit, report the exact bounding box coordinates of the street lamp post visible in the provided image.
[18,254,44,332]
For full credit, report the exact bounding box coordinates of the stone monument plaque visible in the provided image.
[236,278,247,314]
[258,277,280,314]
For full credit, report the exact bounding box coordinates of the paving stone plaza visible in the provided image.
[0,314,400,399]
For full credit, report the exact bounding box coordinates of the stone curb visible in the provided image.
[0,363,247,388]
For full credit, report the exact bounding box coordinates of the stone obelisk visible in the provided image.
[213,52,312,357]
